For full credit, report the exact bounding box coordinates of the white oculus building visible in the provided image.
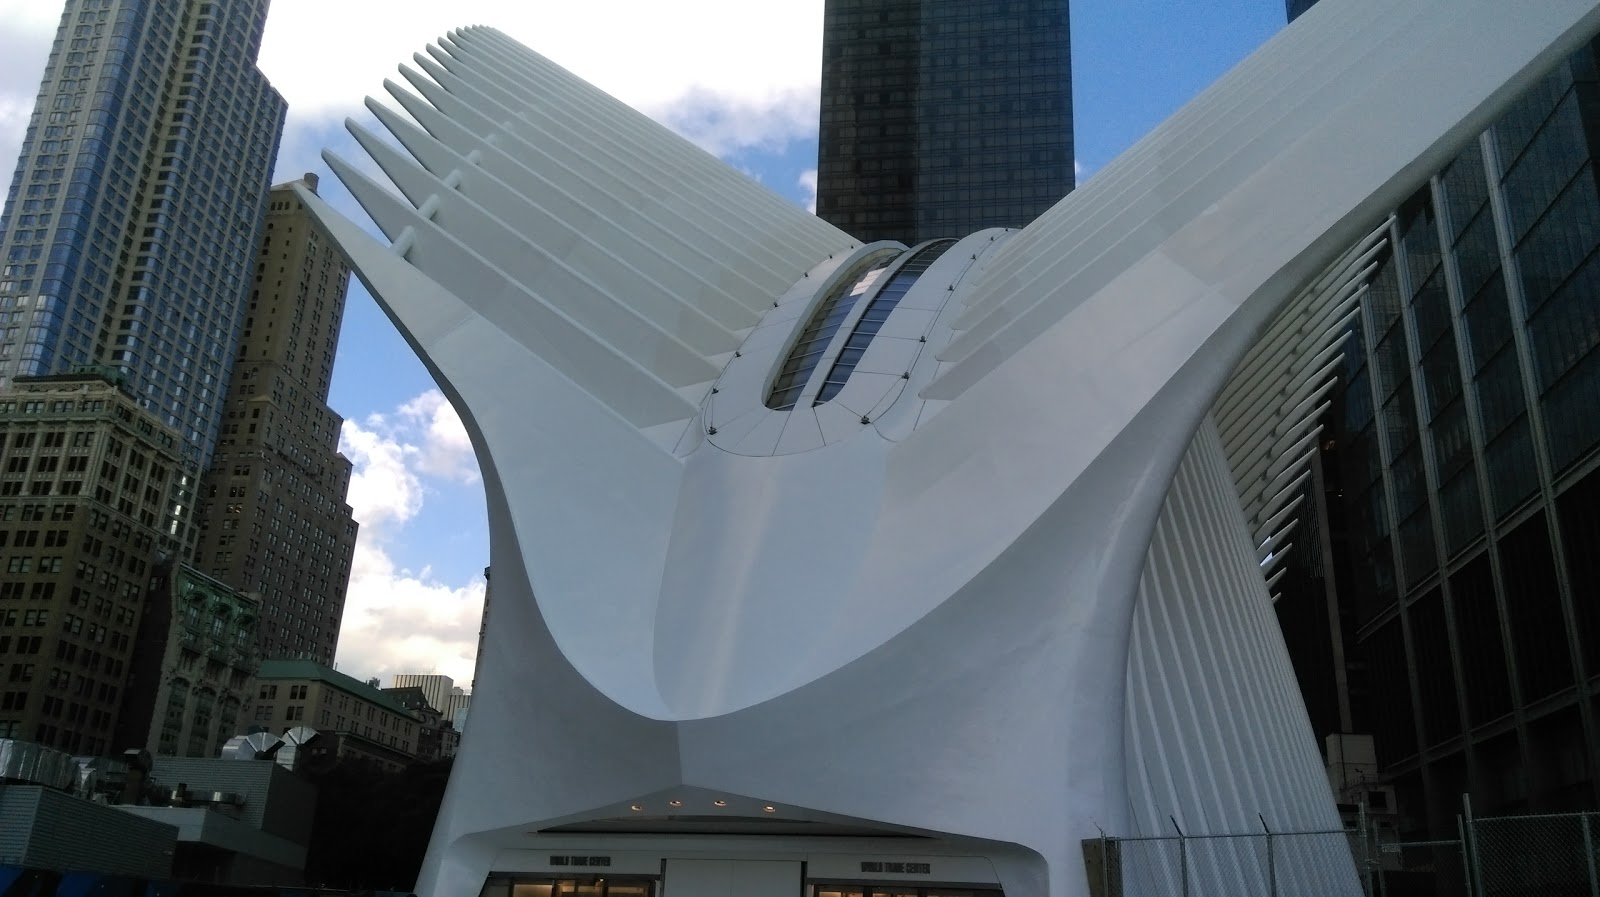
[299,1,1600,895]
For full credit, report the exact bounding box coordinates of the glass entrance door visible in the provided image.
[480,875,656,897]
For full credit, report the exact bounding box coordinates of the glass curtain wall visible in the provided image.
[1328,38,1600,836]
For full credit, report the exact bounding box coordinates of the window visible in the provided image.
[816,240,957,405]
[766,249,901,410]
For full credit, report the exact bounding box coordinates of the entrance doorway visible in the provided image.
[480,875,656,897]
[662,859,803,897]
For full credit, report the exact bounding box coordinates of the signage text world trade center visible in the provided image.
[302,1,1600,895]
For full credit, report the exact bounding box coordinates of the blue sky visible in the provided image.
[0,0,1289,685]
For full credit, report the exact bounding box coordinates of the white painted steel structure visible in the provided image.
[300,1,1600,895]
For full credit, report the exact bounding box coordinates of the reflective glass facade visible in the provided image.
[0,0,285,501]
[815,0,1074,244]
[1275,22,1600,837]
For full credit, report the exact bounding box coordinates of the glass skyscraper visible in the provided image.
[0,0,285,486]
[815,0,1074,244]
[1278,0,1600,839]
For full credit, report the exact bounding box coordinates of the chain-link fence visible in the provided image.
[1365,835,1467,897]
[1471,811,1600,897]
[1084,808,1600,897]
[1082,829,1360,897]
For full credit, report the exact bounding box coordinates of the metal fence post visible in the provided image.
[1101,836,1111,897]
[1171,816,1189,897]
[1464,793,1484,897]
[1268,831,1276,897]
[1457,814,1473,897]
[1583,814,1599,897]
[1358,802,1375,897]
[1181,835,1189,897]
[1260,814,1276,897]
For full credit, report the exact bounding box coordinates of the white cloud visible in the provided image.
[258,1,823,179]
[799,169,819,214]
[336,540,486,687]
[341,388,479,527]
[334,389,485,686]
[654,86,820,157]
[340,414,424,532]
[397,390,479,484]
[254,1,823,125]
[0,1,825,196]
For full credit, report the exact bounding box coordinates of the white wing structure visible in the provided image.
[300,2,1600,896]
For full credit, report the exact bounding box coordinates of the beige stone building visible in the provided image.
[382,685,460,761]
[0,372,184,754]
[192,175,357,665]
[247,659,420,773]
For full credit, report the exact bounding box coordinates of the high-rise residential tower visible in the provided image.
[0,0,284,755]
[193,176,356,665]
[814,0,1074,244]
[0,0,285,551]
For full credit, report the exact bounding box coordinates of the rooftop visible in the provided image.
[255,659,415,718]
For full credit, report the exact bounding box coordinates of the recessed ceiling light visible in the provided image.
[668,799,683,807]
[712,799,728,807]
[763,805,776,813]
[629,805,643,811]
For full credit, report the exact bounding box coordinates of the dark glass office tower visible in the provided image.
[815,0,1074,245]
[1339,45,1600,829]
[1277,0,1600,840]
